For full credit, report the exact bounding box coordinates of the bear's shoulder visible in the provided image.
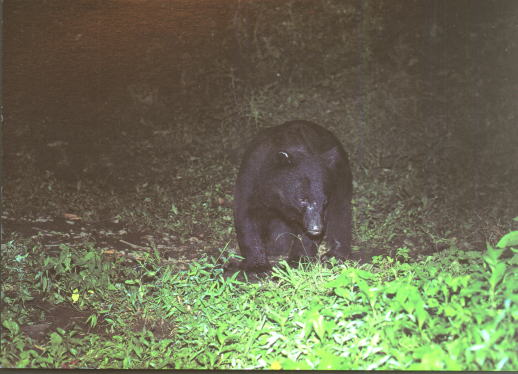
[261,120,340,155]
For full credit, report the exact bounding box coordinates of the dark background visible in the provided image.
[3,0,518,260]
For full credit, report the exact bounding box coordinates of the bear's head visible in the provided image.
[265,146,340,237]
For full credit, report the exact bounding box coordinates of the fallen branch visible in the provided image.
[119,239,147,250]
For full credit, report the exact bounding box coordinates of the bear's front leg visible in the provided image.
[324,196,352,261]
[235,215,271,272]
[287,233,319,265]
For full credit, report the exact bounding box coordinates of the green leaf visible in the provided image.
[216,325,227,345]
[325,273,351,289]
[334,286,351,299]
[483,246,505,266]
[2,320,20,335]
[314,348,346,369]
[353,268,376,280]
[266,309,288,326]
[412,345,447,370]
[489,263,506,288]
[415,306,429,329]
[282,359,312,370]
[496,231,518,248]
[50,332,63,345]
[311,313,326,341]
[496,357,509,370]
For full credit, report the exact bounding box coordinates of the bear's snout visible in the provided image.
[307,225,323,236]
[303,202,324,236]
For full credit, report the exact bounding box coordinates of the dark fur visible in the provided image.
[234,120,353,271]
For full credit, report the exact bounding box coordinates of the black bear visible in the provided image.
[234,120,353,271]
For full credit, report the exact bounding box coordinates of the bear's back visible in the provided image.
[237,120,349,191]
[258,120,341,156]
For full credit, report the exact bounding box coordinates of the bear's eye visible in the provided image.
[298,198,308,206]
[277,151,292,166]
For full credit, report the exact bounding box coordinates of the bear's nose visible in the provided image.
[307,226,322,236]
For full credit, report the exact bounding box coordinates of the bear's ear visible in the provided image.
[277,151,292,166]
[322,147,340,169]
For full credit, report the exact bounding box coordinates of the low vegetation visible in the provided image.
[2,228,517,369]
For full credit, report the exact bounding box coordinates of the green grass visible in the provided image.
[2,229,516,369]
